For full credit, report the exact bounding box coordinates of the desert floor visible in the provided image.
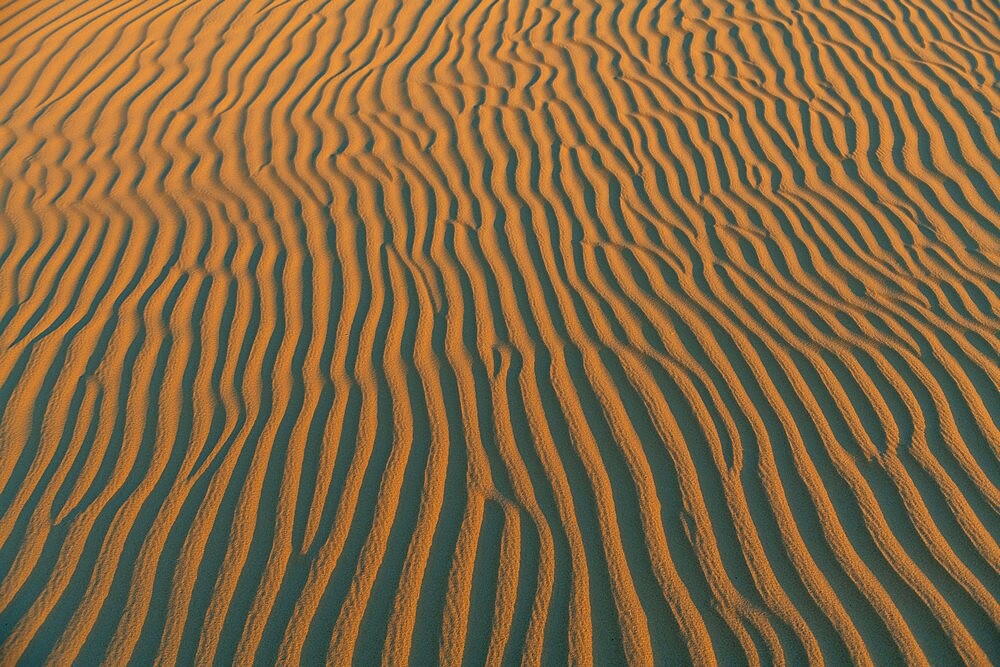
[0,0,998,664]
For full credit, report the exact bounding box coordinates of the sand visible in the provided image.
[0,0,998,663]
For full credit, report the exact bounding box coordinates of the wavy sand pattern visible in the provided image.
[1,0,999,663]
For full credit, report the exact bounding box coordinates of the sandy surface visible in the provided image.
[0,0,998,663]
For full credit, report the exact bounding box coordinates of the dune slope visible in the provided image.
[1,0,999,663]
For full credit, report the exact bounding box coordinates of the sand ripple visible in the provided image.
[0,0,998,663]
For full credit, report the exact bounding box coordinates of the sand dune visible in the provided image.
[0,0,998,663]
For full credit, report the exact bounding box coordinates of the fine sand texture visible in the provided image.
[1,0,999,664]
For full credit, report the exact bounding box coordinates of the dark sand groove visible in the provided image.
[1,0,999,664]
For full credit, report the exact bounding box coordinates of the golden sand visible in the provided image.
[0,0,998,663]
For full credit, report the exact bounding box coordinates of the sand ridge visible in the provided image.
[0,0,998,663]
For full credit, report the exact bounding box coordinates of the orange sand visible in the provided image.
[0,0,998,663]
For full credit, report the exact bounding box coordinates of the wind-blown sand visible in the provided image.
[0,0,998,663]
